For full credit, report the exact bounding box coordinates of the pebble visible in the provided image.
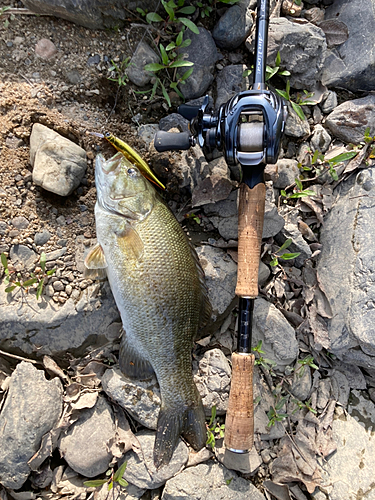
[34,230,52,246]
[52,280,65,292]
[35,38,57,60]
[11,216,29,230]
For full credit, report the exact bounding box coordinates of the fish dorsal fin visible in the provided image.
[119,331,155,380]
[116,223,144,262]
[84,243,108,280]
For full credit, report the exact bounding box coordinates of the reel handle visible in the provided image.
[154,131,193,152]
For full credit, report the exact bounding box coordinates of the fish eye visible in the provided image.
[104,131,111,138]
[127,168,137,176]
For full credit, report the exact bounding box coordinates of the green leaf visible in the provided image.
[295,178,303,191]
[23,278,38,287]
[83,479,108,488]
[176,29,184,46]
[275,51,281,67]
[1,253,8,270]
[177,6,195,14]
[311,149,320,164]
[160,81,171,107]
[280,252,301,260]
[40,252,46,272]
[144,63,165,72]
[286,80,290,99]
[279,70,291,76]
[179,38,191,49]
[5,285,16,293]
[36,278,44,299]
[275,89,289,101]
[117,478,129,488]
[174,86,185,99]
[280,189,287,197]
[270,257,278,267]
[328,151,358,166]
[169,60,194,68]
[226,478,233,485]
[330,168,339,181]
[276,238,292,254]
[163,1,175,20]
[291,101,306,121]
[160,44,169,65]
[181,67,193,81]
[146,12,163,23]
[46,268,56,276]
[179,18,199,34]
[166,42,176,51]
[266,66,279,81]
[108,481,113,491]
[114,461,128,483]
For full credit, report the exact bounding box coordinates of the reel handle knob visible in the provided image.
[154,131,193,152]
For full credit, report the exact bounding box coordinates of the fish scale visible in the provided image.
[86,152,210,468]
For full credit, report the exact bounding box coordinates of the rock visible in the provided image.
[101,368,161,429]
[212,4,253,50]
[196,245,237,320]
[253,298,298,368]
[290,363,312,401]
[10,216,29,230]
[284,102,311,138]
[127,41,160,87]
[320,90,337,114]
[161,461,266,500]
[65,69,82,84]
[123,430,189,489]
[316,396,375,500]
[247,17,327,90]
[35,38,57,59]
[34,229,52,246]
[310,124,331,154]
[215,446,262,475]
[321,0,375,92]
[177,27,219,100]
[0,281,120,357]
[59,396,115,477]
[192,157,233,207]
[137,124,159,145]
[215,64,249,109]
[276,218,312,267]
[87,54,100,65]
[10,244,37,269]
[0,362,63,489]
[193,349,231,417]
[317,166,375,368]
[325,96,375,144]
[304,7,325,24]
[272,159,300,189]
[30,123,87,196]
[22,0,160,29]
[159,113,190,133]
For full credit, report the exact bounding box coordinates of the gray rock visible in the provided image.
[249,17,327,90]
[0,362,63,489]
[215,64,249,109]
[178,27,219,99]
[192,157,233,207]
[212,4,253,51]
[272,159,300,189]
[30,123,87,196]
[21,0,159,29]
[320,90,337,114]
[253,298,298,368]
[284,102,311,138]
[325,96,375,144]
[123,430,189,489]
[161,461,266,500]
[0,281,120,357]
[127,41,160,87]
[137,124,159,145]
[10,216,29,230]
[290,363,312,401]
[310,124,331,153]
[173,144,210,192]
[59,396,115,477]
[65,69,82,84]
[101,368,161,429]
[321,0,375,92]
[196,245,237,320]
[9,244,37,269]
[34,229,52,246]
[316,397,375,500]
[193,348,231,416]
[159,113,190,132]
[35,38,57,60]
[317,166,375,368]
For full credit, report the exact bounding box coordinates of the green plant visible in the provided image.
[206,405,225,448]
[295,355,319,377]
[267,396,288,427]
[1,252,56,299]
[252,340,277,371]
[266,51,291,81]
[275,81,315,121]
[364,127,375,160]
[185,212,201,224]
[280,178,316,200]
[84,462,128,491]
[301,148,359,182]
[195,0,239,18]
[291,398,317,415]
[144,0,199,34]
[269,239,301,267]
[107,57,131,87]
[0,6,14,28]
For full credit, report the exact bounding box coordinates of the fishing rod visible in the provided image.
[154,0,287,452]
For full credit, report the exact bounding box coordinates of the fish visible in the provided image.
[85,152,211,468]
[90,131,166,191]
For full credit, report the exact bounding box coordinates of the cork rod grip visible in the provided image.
[235,182,266,298]
[224,352,255,451]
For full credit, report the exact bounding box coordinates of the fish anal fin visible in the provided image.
[84,243,108,280]
[116,224,144,261]
[119,332,154,380]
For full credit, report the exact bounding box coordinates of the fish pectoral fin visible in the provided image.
[119,332,154,380]
[84,243,108,280]
[116,224,144,262]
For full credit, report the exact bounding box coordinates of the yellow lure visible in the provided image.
[91,131,166,191]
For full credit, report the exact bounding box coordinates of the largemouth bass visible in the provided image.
[85,152,211,468]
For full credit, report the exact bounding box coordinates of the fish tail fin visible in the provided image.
[154,399,206,469]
